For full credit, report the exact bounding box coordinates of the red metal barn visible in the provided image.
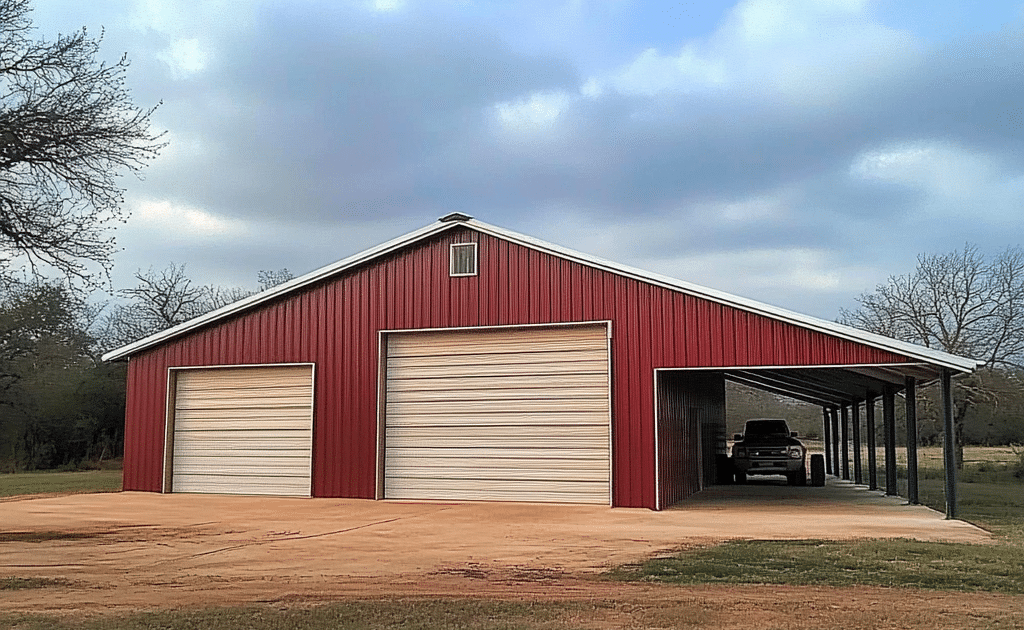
[104,214,977,510]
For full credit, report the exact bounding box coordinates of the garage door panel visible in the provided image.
[175,397,307,411]
[387,425,609,439]
[171,365,313,497]
[386,385,609,402]
[385,325,610,504]
[385,479,610,503]
[383,412,607,428]
[173,457,312,476]
[386,372,607,393]
[387,398,609,417]
[387,438,609,451]
[172,475,310,496]
[385,456,606,470]
[391,447,609,460]
[388,331,607,356]
[173,445,312,458]
[387,469,608,483]
[388,349,605,368]
[174,408,312,426]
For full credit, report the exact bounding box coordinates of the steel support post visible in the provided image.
[905,376,920,505]
[823,407,833,475]
[883,386,898,496]
[840,405,850,480]
[866,394,877,491]
[852,400,862,484]
[830,407,840,478]
[942,369,958,519]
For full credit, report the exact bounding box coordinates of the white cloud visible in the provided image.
[706,193,790,224]
[647,247,843,296]
[586,0,921,109]
[601,45,727,96]
[370,0,405,11]
[850,140,1024,228]
[494,90,574,134]
[158,38,210,80]
[133,198,250,240]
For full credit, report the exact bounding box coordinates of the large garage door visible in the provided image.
[384,324,610,504]
[170,365,313,496]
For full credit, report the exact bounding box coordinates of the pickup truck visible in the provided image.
[731,418,807,485]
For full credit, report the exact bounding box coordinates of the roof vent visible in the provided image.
[439,212,473,223]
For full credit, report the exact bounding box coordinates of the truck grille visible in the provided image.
[749,448,787,457]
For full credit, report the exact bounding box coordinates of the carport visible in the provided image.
[658,356,975,518]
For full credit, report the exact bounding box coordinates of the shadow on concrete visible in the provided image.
[669,476,920,510]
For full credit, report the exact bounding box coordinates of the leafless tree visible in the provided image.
[0,0,164,283]
[107,264,208,344]
[257,268,293,292]
[838,244,1024,466]
[104,264,296,347]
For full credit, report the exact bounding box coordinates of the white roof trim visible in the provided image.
[102,217,981,373]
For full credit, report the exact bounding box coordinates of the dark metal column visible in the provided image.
[883,386,898,496]
[823,407,833,475]
[852,400,862,484]
[905,377,920,505]
[942,369,958,519]
[830,408,840,478]
[865,395,877,491]
[840,405,850,481]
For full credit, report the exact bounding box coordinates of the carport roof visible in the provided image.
[721,364,943,407]
[101,215,983,380]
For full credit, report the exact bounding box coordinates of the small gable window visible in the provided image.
[450,242,478,277]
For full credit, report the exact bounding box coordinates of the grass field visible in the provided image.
[0,600,605,630]
[0,469,122,498]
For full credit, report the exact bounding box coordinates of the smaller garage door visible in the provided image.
[170,365,313,496]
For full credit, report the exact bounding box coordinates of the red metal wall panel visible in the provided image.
[122,226,915,508]
[656,371,727,508]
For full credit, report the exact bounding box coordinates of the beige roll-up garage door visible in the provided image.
[384,324,610,504]
[170,365,313,496]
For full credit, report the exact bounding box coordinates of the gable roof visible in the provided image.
[101,215,981,373]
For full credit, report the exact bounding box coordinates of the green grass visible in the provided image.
[0,600,606,630]
[1,577,68,591]
[610,538,1024,593]
[0,469,122,498]
[613,453,1024,593]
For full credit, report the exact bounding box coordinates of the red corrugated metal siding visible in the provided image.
[656,371,727,508]
[122,227,914,507]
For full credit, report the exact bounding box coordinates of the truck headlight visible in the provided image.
[734,447,746,458]
[788,446,804,459]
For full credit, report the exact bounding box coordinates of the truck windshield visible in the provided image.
[745,420,790,436]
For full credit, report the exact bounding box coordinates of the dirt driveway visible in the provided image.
[0,479,997,619]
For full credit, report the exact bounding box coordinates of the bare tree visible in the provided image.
[0,0,164,283]
[107,264,209,344]
[257,268,293,292]
[838,244,1024,466]
[105,264,296,347]
[207,268,292,309]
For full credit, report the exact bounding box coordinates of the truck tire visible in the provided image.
[810,454,826,487]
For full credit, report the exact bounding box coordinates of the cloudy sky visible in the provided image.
[28,0,1024,319]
